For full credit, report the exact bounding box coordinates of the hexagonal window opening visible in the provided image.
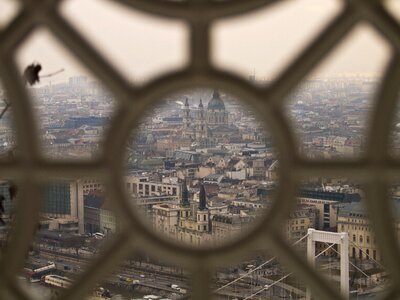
[212,0,343,86]
[285,23,392,161]
[61,0,188,85]
[124,88,279,249]
[16,28,117,161]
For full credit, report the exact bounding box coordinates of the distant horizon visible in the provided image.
[0,0,391,87]
[23,71,384,90]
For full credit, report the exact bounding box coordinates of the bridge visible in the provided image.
[214,229,387,300]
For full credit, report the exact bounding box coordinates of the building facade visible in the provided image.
[336,202,400,261]
[298,190,360,230]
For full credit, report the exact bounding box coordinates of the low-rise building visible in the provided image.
[285,204,319,250]
[298,189,360,230]
[99,201,117,234]
[337,201,400,261]
[126,176,181,198]
[152,203,180,239]
[212,214,254,244]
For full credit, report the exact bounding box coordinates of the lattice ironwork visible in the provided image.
[0,0,400,299]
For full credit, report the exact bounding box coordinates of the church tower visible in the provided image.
[182,98,191,138]
[195,99,207,141]
[196,184,209,232]
[180,180,191,220]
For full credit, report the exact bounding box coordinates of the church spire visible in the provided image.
[199,98,203,108]
[184,97,189,107]
[181,180,190,207]
[199,184,207,210]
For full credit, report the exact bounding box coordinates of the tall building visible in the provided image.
[42,182,75,218]
[41,179,103,234]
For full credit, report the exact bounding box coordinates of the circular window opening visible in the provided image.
[124,88,279,249]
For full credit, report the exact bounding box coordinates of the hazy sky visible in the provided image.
[1,0,399,86]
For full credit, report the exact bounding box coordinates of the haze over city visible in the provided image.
[3,0,394,85]
[1,1,400,300]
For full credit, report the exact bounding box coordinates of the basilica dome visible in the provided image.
[207,90,225,110]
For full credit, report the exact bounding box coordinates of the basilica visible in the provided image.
[181,90,238,146]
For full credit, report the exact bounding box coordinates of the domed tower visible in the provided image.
[195,99,207,140]
[207,90,228,127]
[182,98,191,138]
[197,184,209,232]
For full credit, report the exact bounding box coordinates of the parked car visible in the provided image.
[171,284,180,290]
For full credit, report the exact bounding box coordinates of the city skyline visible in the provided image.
[1,1,400,299]
[0,70,398,300]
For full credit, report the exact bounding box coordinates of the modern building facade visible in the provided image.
[298,190,360,230]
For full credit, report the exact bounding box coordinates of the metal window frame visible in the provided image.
[0,0,399,299]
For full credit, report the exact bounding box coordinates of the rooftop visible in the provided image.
[207,90,225,110]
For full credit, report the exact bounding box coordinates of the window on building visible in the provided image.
[323,204,329,214]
